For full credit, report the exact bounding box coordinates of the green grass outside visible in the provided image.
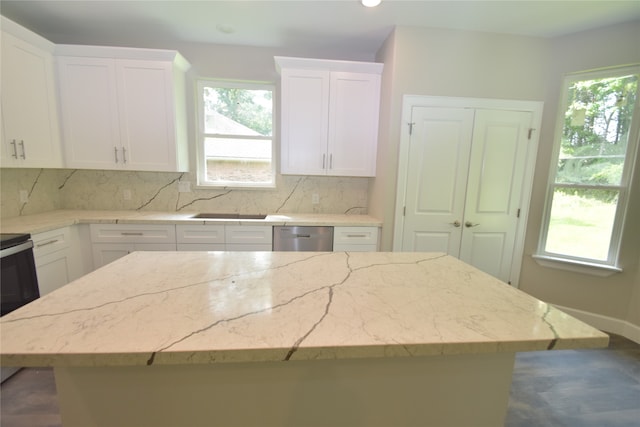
[545,191,617,261]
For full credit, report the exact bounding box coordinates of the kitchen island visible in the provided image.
[1,251,607,426]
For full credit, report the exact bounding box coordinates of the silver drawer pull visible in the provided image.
[36,239,59,248]
[346,234,367,238]
[121,232,144,236]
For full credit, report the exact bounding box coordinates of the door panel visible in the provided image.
[400,106,532,283]
[459,109,532,282]
[409,232,457,254]
[464,232,507,280]
[401,107,474,257]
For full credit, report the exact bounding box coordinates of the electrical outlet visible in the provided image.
[178,181,191,193]
[19,190,29,204]
[123,189,132,200]
[312,193,320,204]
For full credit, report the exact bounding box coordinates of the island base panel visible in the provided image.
[54,353,515,427]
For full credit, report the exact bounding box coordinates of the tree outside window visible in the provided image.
[539,66,639,268]
[197,80,275,187]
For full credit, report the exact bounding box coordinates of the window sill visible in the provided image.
[532,254,622,277]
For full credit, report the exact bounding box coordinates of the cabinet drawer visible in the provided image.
[90,224,176,244]
[177,243,226,251]
[333,227,379,246]
[176,225,225,244]
[32,227,71,258]
[225,226,272,245]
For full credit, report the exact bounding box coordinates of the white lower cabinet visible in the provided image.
[92,243,177,268]
[333,227,379,252]
[176,225,225,251]
[32,226,89,295]
[225,226,272,251]
[90,224,177,268]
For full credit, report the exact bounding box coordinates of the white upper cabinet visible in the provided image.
[1,17,63,168]
[275,57,383,177]
[56,45,190,172]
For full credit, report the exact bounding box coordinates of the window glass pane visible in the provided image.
[203,87,272,136]
[545,188,619,261]
[556,74,637,186]
[204,137,272,184]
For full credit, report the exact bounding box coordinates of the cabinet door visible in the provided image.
[35,253,71,296]
[32,228,72,295]
[280,68,330,175]
[1,31,62,168]
[91,242,176,268]
[57,56,121,169]
[225,226,272,247]
[116,59,180,171]
[327,72,380,177]
[91,243,133,268]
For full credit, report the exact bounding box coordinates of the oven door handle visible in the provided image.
[0,240,34,258]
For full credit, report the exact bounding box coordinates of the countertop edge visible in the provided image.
[0,335,610,368]
[1,210,383,235]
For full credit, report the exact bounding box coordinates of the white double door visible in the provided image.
[396,100,539,284]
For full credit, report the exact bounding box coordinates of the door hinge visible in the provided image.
[408,122,415,135]
[527,128,534,140]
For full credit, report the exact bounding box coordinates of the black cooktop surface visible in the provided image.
[0,233,31,250]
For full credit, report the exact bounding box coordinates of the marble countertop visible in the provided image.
[0,251,608,367]
[0,210,382,234]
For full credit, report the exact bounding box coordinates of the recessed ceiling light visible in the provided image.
[361,0,381,7]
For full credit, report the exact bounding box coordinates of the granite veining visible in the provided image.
[0,252,608,367]
[1,168,369,218]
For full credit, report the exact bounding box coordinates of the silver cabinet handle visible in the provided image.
[346,234,367,238]
[36,239,59,248]
[121,232,144,236]
[122,147,127,164]
[10,140,18,159]
[329,154,333,169]
[18,140,26,159]
[451,220,461,227]
[322,154,326,169]
[465,221,480,228]
[114,146,119,163]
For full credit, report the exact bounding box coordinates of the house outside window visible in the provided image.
[196,80,275,188]
[536,65,640,273]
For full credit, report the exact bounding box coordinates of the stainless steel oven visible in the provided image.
[1,233,40,382]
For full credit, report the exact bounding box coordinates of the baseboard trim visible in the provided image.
[552,304,640,345]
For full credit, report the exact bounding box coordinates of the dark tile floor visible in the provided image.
[1,333,638,427]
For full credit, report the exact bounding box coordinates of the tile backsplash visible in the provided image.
[0,168,369,218]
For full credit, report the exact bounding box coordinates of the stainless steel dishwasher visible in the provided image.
[273,226,334,251]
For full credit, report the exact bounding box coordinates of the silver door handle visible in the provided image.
[322,154,326,169]
[122,147,127,164]
[465,221,480,228]
[114,146,119,163]
[329,154,333,169]
[19,140,26,159]
[36,239,59,248]
[451,220,461,227]
[10,140,18,159]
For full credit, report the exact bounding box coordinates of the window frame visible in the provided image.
[195,79,276,189]
[535,65,640,275]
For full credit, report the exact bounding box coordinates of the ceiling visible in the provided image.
[2,1,640,57]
